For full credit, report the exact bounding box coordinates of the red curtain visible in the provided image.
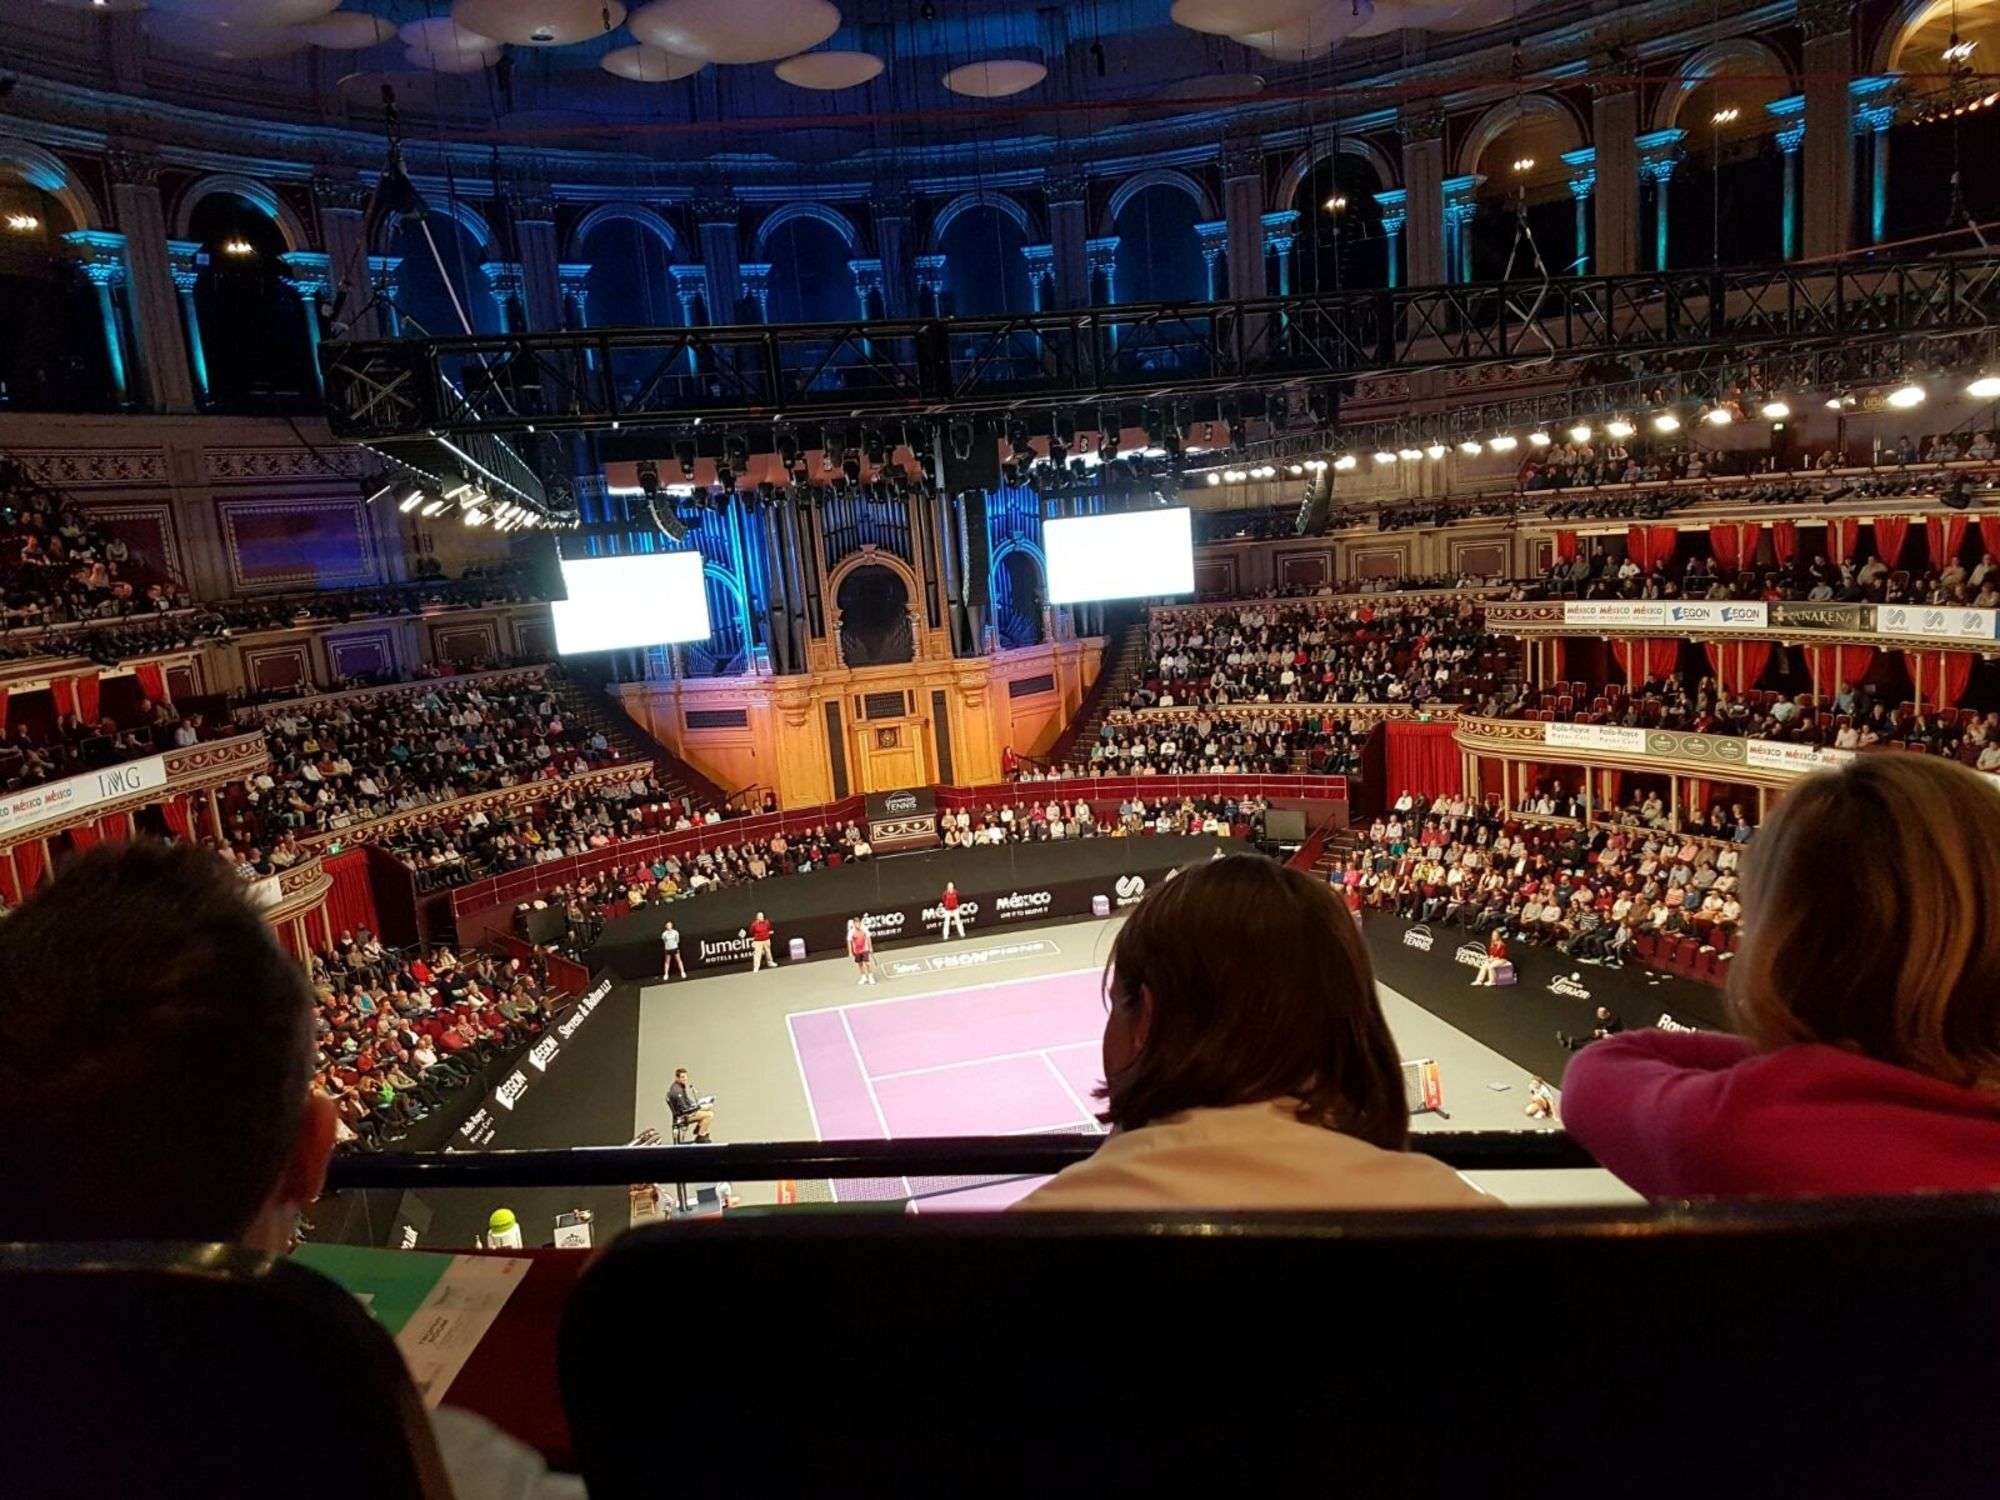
[160,794,193,843]
[1612,638,1680,685]
[1704,640,1774,693]
[1806,645,1879,697]
[1927,515,1969,569]
[0,855,17,907]
[0,689,9,736]
[73,673,99,726]
[1626,525,1677,571]
[1610,639,1641,685]
[1872,517,1909,569]
[1769,520,1798,565]
[48,678,74,717]
[67,820,98,851]
[322,848,381,938]
[1914,651,1979,708]
[1384,721,1463,800]
[134,662,167,704]
[1555,530,1579,563]
[13,840,46,895]
[98,812,132,844]
[1599,768,1624,808]
[1982,516,2000,562]
[1826,519,1860,566]
[1708,524,1743,572]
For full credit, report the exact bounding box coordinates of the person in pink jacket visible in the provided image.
[1563,753,2000,1198]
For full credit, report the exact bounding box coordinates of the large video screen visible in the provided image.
[551,551,712,655]
[1043,506,1195,605]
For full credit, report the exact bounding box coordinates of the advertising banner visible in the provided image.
[1562,601,1668,628]
[1662,601,1769,631]
[1768,601,1876,632]
[0,754,167,841]
[1743,741,1856,775]
[1876,604,2000,643]
[1545,722,1650,754]
[865,786,941,853]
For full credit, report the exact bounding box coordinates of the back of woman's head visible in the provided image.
[1099,853,1407,1148]
[1730,753,2000,1087]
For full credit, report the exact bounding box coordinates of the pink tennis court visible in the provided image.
[786,969,1109,1209]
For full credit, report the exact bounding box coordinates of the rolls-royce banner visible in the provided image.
[1545,722,1649,754]
[1877,604,2000,643]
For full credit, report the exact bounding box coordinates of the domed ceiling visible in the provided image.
[25,0,1561,160]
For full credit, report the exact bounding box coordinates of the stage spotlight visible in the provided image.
[1206,471,1222,486]
[1426,442,1448,460]
[1333,453,1357,471]
[1527,430,1551,447]
[398,488,425,513]
[1887,382,1927,409]
[1651,411,1682,433]
[1489,434,1519,452]
[1759,399,1791,420]
[420,498,447,517]
[1457,440,1482,456]
[1568,423,1592,444]
[1967,374,2000,399]
[674,439,697,479]
[1702,404,1734,426]
[1397,447,1421,462]
[1373,451,1398,465]
[1605,417,1636,439]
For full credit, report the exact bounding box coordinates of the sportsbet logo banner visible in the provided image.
[1878,604,2000,643]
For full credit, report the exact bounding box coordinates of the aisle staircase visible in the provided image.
[1037,612,1146,771]
[548,671,731,811]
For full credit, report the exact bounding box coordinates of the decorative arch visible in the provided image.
[1650,36,1795,131]
[753,201,859,258]
[172,173,311,252]
[0,138,102,231]
[368,193,492,255]
[989,534,1046,579]
[927,189,1038,252]
[825,545,923,665]
[1273,136,1400,214]
[1455,93,1588,178]
[1100,168,1217,237]
[567,202,684,260]
[1874,0,1944,72]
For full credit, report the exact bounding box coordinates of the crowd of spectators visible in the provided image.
[0,696,220,793]
[222,671,635,855]
[1132,597,1502,710]
[1022,708,1368,779]
[307,930,571,1149]
[1540,542,2000,610]
[525,794,1270,957]
[1488,670,2000,772]
[1523,427,2000,497]
[1337,791,1744,965]
[0,462,169,632]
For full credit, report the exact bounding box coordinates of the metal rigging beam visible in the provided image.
[321,250,2000,443]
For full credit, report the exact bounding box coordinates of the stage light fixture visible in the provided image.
[1527,430,1551,447]
[1457,440,1482,456]
[1425,442,1448,460]
[398,489,425,513]
[1206,471,1222,486]
[674,439,697,479]
[1651,411,1682,433]
[1702,404,1734,426]
[1887,382,1926,408]
[1568,423,1592,443]
[1605,418,1635,439]
[1759,399,1791,420]
[1398,447,1422,462]
[1373,451,1398,466]
[420,498,447,517]
[1489,434,1518,452]
[1969,374,2000,399]
[1333,454,1357,471]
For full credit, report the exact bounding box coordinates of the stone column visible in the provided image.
[847,257,883,319]
[558,262,591,327]
[64,230,132,405]
[1020,243,1055,310]
[913,253,949,316]
[1192,220,1224,300]
[105,147,195,411]
[1084,236,1120,306]
[279,251,331,394]
[1220,136,1267,298]
[1400,108,1447,287]
[1767,95,1806,261]
[1044,162,1091,310]
[165,240,210,403]
[1372,190,1406,287]
[480,261,524,332]
[869,187,916,317]
[368,255,404,334]
[1561,147,1596,274]
[1441,175,1483,281]
[508,185,566,333]
[1260,208,1299,295]
[1590,82,1641,276]
[312,172,381,339]
[1635,129,1685,271]
[1800,0,1854,260]
[694,194,743,325]
[1851,78,1897,246]
[670,263,708,325]
[738,262,772,322]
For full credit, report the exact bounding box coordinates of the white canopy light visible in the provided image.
[1886,382,1927,408]
[941,59,1048,97]
[629,0,841,65]
[602,44,705,81]
[296,13,399,47]
[1170,0,1322,38]
[775,50,885,90]
[451,0,627,47]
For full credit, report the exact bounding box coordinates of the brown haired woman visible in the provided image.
[1015,854,1492,1210]
[1563,753,2000,1197]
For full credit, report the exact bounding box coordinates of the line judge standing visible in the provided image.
[939,881,967,941]
[660,919,685,981]
[749,911,775,972]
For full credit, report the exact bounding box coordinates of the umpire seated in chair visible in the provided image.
[667,1068,714,1143]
